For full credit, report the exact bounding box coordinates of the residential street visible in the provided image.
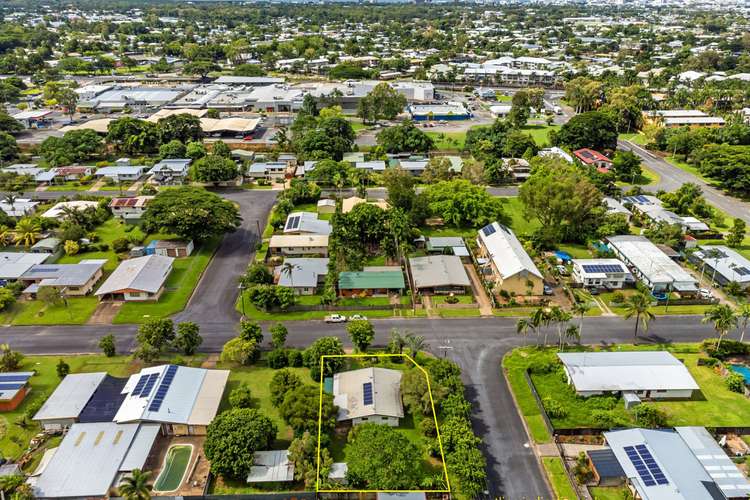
[619,139,750,224]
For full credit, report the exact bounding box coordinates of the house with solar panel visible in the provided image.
[571,258,630,289]
[109,196,154,220]
[283,211,332,236]
[690,245,750,290]
[601,427,750,500]
[476,222,544,296]
[0,372,33,412]
[333,368,404,426]
[557,351,699,400]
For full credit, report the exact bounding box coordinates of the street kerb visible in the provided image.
[315,352,451,493]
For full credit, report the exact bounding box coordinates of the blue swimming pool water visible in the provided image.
[729,364,750,384]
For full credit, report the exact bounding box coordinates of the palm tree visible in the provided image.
[516,318,534,345]
[389,328,407,354]
[405,333,428,359]
[571,300,591,338]
[280,261,300,288]
[3,193,17,214]
[0,224,11,245]
[623,292,655,338]
[13,218,41,248]
[549,306,573,351]
[702,304,738,351]
[737,304,750,343]
[563,324,581,351]
[118,468,152,500]
[532,306,553,346]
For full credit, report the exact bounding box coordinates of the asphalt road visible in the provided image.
[619,139,750,224]
[3,314,719,499]
[174,189,277,324]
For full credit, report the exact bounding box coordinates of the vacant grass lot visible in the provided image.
[426,130,468,150]
[521,124,561,147]
[499,196,540,236]
[506,344,750,432]
[113,238,219,324]
[542,457,577,500]
[10,296,100,325]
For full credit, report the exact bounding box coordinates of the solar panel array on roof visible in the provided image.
[625,445,669,487]
[78,375,128,423]
[138,373,159,398]
[582,264,624,273]
[148,365,177,412]
[481,224,496,237]
[735,267,750,276]
[0,374,31,382]
[0,383,24,390]
[285,215,301,231]
[362,382,373,405]
[131,374,148,396]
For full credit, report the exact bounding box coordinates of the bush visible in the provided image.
[112,237,129,253]
[270,369,302,407]
[590,409,627,428]
[287,349,303,367]
[267,349,289,369]
[228,383,254,408]
[611,291,625,304]
[445,295,459,304]
[726,372,746,393]
[527,358,559,374]
[634,404,667,428]
[419,416,437,437]
[543,397,568,418]
[701,339,750,359]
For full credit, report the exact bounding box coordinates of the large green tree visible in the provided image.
[422,179,506,227]
[357,83,407,123]
[106,117,160,155]
[203,408,277,479]
[345,423,425,489]
[143,187,241,241]
[157,114,203,144]
[553,111,618,151]
[376,120,434,153]
[190,154,239,184]
[279,384,337,437]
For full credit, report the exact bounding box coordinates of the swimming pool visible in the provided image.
[729,364,750,384]
[153,444,193,492]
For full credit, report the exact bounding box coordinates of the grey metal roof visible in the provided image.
[675,426,750,497]
[275,258,328,288]
[246,450,295,483]
[478,222,543,280]
[557,351,699,392]
[33,372,107,421]
[119,424,161,471]
[409,255,471,289]
[604,428,728,500]
[29,422,156,498]
[693,246,750,286]
[333,367,404,421]
[0,252,49,280]
[21,260,106,287]
[96,255,174,295]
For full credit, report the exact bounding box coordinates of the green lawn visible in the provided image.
[556,243,592,259]
[590,486,632,500]
[46,181,94,192]
[0,354,207,462]
[438,308,481,318]
[542,457,577,500]
[600,290,714,317]
[236,297,399,321]
[426,131,467,150]
[499,196,540,236]
[432,294,475,304]
[9,296,100,325]
[618,132,647,145]
[493,307,541,317]
[113,238,219,324]
[521,124,561,147]
[502,350,553,443]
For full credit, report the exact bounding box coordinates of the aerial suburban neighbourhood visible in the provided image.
[0,0,749,499]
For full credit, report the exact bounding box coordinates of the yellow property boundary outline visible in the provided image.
[315,353,451,493]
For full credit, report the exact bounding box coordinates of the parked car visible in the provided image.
[349,314,368,321]
[555,265,569,276]
[543,284,554,295]
[587,287,600,295]
[699,288,713,298]
[324,314,347,323]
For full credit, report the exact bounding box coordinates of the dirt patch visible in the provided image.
[87,302,122,324]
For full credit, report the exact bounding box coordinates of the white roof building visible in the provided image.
[606,235,698,292]
[478,222,543,281]
[41,200,99,219]
[246,450,295,483]
[113,364,229,426]
[692,245,750,289]
[0,252,50,280]
[333,368,404,424]
[95,255,174,297]
[557,351,699,396]
[28,422,160,499]
[0,198,38,218]
[283,212,332,236]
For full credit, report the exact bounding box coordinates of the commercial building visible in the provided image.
[572,259,630,289]
[557,351,699,399]
[333,368,404,426]
[601,427,749,500]
[407,103,470,121]
[95,254,174,301]
[646,110,726,128]
[606,235,698,293]
[409,255,471,294]
[477,222,544,295]
[80,86,186,112]
[12,109,53,129]
[690,245,750,289]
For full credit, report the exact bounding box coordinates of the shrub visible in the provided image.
[270,369,302,407]
[726,372,746,393]
[267,349,289,369]
[56,359,70,378]
[634,404,667,428]
[287,349,303,367]
[112,237,129,253]
[543,397,568,418]
[445,295,459,304]
[701,339,750,359]
[228,383,254,408]
[611,291,625,304]
[419,416,437,437]
[590,409,626,428]
[527,358,559,374]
